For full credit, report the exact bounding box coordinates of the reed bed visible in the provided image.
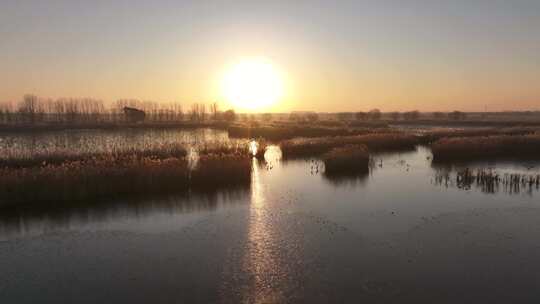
[431,134,540,161]
[322,145,370,176]
[419,127,536,144]
[227,124,379,140]
[0,143,189,168]
[434,168,540,194]
[279,133,419,158]
[0,153,252,207]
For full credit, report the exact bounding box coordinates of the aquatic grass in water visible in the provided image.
[279,133,419,158]
[322,145,370,176]
[418,127,537,144]
[0,153,252,207]
[434,168,540,194]
[431,134,540,161]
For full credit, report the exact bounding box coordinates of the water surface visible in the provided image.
[1,133,540,303]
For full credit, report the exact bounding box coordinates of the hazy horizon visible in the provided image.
[1,0,539,112]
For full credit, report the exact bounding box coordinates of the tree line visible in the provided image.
[0,95,237,125]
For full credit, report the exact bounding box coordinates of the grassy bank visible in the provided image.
[322,145,370,176]
[0,153,252,207]
[431,135,540,161]
[280,133,419,158]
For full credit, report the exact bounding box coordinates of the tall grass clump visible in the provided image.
[0,143,188,168]
[431,134,540,161]
[0,153,252,207]
[322,145,370,176]
[280,133,419,158]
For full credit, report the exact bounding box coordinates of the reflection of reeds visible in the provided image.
[0,154,251,207]
[434,168,540,194]
[322,145,370,176]
[280,133,418,158]
[431,135,540,161]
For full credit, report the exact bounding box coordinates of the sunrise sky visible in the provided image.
[1,0,539,112]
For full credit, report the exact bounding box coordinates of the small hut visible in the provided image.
[123,107,145,123]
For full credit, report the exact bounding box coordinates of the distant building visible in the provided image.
[123,107,145,123]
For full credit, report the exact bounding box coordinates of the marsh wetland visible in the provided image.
[1,126,540,303]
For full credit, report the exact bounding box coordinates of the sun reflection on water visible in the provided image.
[249,141,259,157]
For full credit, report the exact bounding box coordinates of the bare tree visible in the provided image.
[210,103,219,120]
[19,94,39,123]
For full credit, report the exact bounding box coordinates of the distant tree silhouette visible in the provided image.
[307,113,319,123]
[337,112,353,121]
[390,112,401,121]
[223,109,236,122]
[432,112,445,119]
[403,110,420,120]
[210,103,219,120]
[262,113,272,122]
[355,111,367,121]
[19,94,39,123]
[448,111,467,120]
[368,109,381,120]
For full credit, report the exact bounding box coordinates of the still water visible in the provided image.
[1,131,540,303]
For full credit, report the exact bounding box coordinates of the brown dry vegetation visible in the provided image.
[279,133,419,158]
[322,145,370,176]
[431,134,540,161]
[0,153,252,207]
[419,127,537,143]
[227,124,387,141]
[0,143,189,168]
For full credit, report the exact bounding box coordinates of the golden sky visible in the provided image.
[1,1,539,112]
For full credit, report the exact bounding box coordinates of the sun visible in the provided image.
[221,58,283,111]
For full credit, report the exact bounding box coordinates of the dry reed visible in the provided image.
[431,134,540,161]
[322,145,370,176]
[0,153,252,207]
[280,133,419,158]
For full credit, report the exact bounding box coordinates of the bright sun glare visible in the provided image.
[222,58,283,111]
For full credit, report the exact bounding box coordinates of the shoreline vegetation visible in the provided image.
[2,109,540,208]
[431,134,540,161]
[279,133,419,158]
[0,153,252,208]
